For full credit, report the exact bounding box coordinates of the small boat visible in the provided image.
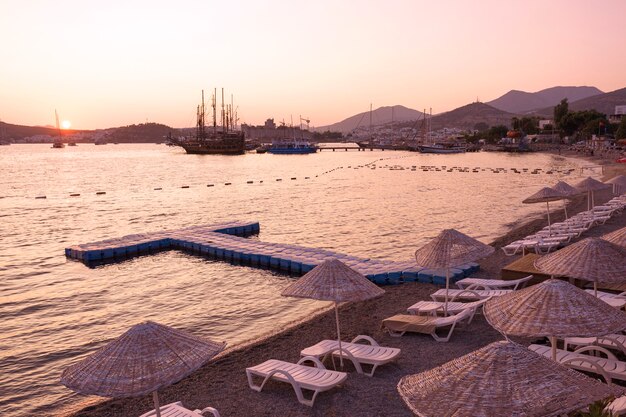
[418,143,466,154]
[267,140,317,154]
[52,110,65,148]
[68,141,77,146]
[94,138,107,145]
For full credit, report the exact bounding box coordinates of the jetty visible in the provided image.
[65,221,477,285]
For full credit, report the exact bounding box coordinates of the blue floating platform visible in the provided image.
[65,221,480,286]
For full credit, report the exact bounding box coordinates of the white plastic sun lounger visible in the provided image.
[430,288,512,302]
[456,275,532,290]
[565,334,626,355]
[382,307,473,342]
[406,297,492,323]
[584,289,626,309]
[529,344,626,385]
[300,335,400,377]
[246,356,347,406]
[139,402,220,417]
[607,395,626,416]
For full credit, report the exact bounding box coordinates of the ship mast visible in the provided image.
[197,90,206,140]
[212,88,217,134]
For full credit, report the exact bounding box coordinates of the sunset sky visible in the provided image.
[1,0,625,129]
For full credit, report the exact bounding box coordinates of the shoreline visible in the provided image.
[59,151,626,417]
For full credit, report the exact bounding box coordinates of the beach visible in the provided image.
[60,154,626,417]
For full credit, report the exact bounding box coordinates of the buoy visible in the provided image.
[304,176,310,179]
[225,182,231,185]
[276,179,282,181]
[207,184,214,187]
[70,193,80,197]
[181,185,189,188]
[154,187,162,190]
[247,181,253,184]
[291,177,296,180]
[35,196,47,199]
[96,191,106,195]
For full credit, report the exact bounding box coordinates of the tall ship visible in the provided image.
[173,89,245,155]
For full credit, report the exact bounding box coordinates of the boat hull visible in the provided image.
[418,145,465,154]
[179,136,245,155]
[267,147,317,154]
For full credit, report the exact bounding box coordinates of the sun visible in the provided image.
[61,120,71,129]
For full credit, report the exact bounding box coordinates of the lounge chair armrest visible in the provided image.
[350,335,379,346]
[465,283,493,290]
[573,345,618,360]
[297,356,326,369]
[195,407,221,417]
[449,290,481,302]
[561,357,612,386]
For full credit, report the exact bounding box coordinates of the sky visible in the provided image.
[1,0,625,130]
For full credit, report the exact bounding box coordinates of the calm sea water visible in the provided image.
[0,144,592,416]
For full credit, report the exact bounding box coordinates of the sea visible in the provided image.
[0,144,596,416]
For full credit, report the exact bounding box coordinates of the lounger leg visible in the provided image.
[431,322,458,343]
[196,407,221,417]
[246,369,316,407]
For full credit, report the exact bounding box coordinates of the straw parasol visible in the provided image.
[602,226,626,247]
[606,174,626,195]
[414,229,494,314]
[61,321,226,417]
[522,187,567,235]
[534,237,626,296]
[484,279,626,360]
[281,258,384,366]
[397,340,623,417]
[574,176,610,210]
[552,180,581,219]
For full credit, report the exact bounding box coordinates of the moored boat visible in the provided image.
[418,143,466,154]
[172,89,245,155]
[267,140,317,154]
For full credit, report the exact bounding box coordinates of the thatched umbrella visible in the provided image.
[574,176,610,210]
[397,340,623,417]
[61,321,226,417]
[281,258,384,366]
[606,174,626,195]
[534,237,626,296]
[602,226,626,247]
[552,180,581,219]
[484,279,626,360]
[522,187,567,235]
[414,229,494,314]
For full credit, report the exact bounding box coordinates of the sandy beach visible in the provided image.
[61,152,626,417]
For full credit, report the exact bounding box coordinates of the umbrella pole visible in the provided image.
[153,391,162,417]
[564,201,568,219]
[334,302,344,368]
[546,201,551,235]
[592,191,595,208]
[594,281,598,298]
[550,336,557,361]
[444,267,450,316]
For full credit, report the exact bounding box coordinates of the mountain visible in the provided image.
[531,87,626,117]
[0,121,63,139]
[316,105,425,133]
[487,86,603,114]
[429,102,516,131]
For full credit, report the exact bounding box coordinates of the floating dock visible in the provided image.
[65,221,478,285]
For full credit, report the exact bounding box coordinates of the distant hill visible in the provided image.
[104,123,173,143]
[0,122,64,140]
[429,102,516,131]
[316,105,425,133]
[0,121,173,143]
[531,87,626,117]
[487,86,603,114]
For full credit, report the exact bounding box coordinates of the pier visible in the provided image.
[65,221,477,285]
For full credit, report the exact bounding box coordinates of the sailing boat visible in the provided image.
[418,108,465,154]
[52,110,65,148]
[172,89,245,155]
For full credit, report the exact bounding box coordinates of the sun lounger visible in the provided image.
[300,335,400,377]
[607,395,626,416]
[565,334,626,355]
[529,344,626,385]
[456,275,532,290]
[584,289,626,309]
[382,308,473,342]
[139,402,220,417]
[246,356,347,406]
[406,297,492,323]
[430,288,512,302]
